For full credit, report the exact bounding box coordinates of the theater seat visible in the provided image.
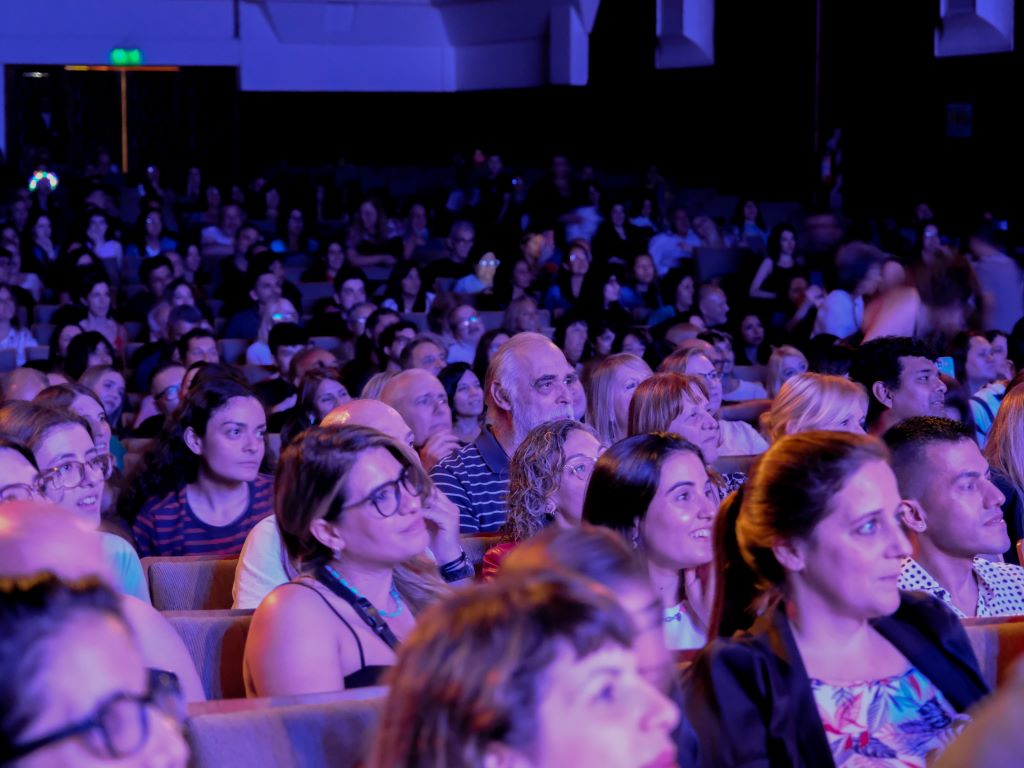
[165,609,252,700]
[963,615,1024,688]
[187,690,385,768]
[142,555,238,611]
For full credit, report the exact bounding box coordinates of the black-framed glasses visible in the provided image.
[37,453,114,496]
[3,669,183,762]
[342,466,426,518]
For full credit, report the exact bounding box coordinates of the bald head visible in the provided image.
[322,398,415,451]
[0,500,112,581]
[379,369,452,448]
[1,368,48,402]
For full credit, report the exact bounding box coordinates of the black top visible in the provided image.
[290,581,390,689]
[683,592,989,768]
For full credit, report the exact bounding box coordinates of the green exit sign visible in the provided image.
[109,48,143,66]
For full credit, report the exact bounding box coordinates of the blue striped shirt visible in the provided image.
[133,475,275,557]
[430,427,509,534]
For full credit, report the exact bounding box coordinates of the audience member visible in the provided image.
[886,417,1024,617]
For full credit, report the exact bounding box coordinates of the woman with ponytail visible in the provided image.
[686,431,989,767]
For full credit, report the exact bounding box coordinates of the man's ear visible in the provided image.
[250,288,259,303]
[491,381,514,411]
[772,537,806,574]
[900,499,928,534]
[871,381,894,409]
[183,426,203,456]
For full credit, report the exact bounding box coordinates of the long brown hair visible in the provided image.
[712,431,889,637]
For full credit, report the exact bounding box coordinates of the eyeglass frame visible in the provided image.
[0,481,43,502]
[36,453,115,496]
[2,669,183,762]
[338,465,427,519]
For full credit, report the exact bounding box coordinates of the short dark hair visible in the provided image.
[332,265,369,295]
[883,416,974,500]
[177,328,216,360]
[379,320,418,352]
[268,322,309,354]
[849,336,935,425]
[139,255,173,285]
[247,254,281,293]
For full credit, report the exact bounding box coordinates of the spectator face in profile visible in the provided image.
[0,443,42,503]
[894,426,1008,563]
[0,573,189,767]
[683,351,724,413]
[698,286,729,328]
[381,370,452,450]
[407,340,447,377]
[184,335,219,366]
[494,335,579,444]
[152,366,186,417]
[878,356,947,422]
[32,420,113,529]
[667,385,720,464]
[450,305,484,347]
[335,278,366,315]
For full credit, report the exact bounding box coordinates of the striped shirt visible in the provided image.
[430,427,509,534]
[133,475,275,557]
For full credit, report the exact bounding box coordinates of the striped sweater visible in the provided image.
[133,475,275,557]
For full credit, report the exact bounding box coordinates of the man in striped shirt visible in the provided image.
[430,332,583,533]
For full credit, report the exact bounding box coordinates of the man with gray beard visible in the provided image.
[430,332,581,533]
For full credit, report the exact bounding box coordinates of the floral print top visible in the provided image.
[811,667,970,767]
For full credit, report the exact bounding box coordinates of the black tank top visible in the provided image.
[290,581,390,689]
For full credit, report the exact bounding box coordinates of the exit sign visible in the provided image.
[109,48,143,66]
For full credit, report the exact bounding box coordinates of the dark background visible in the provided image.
[4,0,1020,224]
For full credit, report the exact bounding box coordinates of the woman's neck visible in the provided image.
[784,584,877,678]
[646,558,682,610]
[0,319,11,336]
[330,556,397,610]
[778,253,795,268]
[188,468,249,520]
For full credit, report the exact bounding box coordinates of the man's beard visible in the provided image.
[511,402,576,446]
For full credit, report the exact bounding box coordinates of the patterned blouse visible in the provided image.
[811,667,970,767]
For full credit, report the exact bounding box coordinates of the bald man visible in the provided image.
[232,399,466,609]
[1,367,48,401]
[0,501,205,702]
[379,368,461,471]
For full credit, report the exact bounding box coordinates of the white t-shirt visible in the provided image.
[232,516,295,609]
[663,601,706,651]
[723,379,769,402]
[718,418,769,457]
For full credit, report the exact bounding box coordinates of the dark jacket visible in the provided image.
[683,592,989,767]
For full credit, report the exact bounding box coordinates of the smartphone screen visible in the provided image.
[935,356,955,379]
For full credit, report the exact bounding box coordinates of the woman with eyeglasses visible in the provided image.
[0,410,147,603]
[120,376,271,558]
[482,419,604,580]
[660,347,769,458]
[245,425,450,696]
[0,572,188,767]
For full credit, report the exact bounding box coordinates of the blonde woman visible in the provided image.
[765,344,809,397]
[586,353,653,446]
[983,383,1024,564]
[761,372,869,443]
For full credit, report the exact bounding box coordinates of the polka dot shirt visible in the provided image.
[898,556,1024,619]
